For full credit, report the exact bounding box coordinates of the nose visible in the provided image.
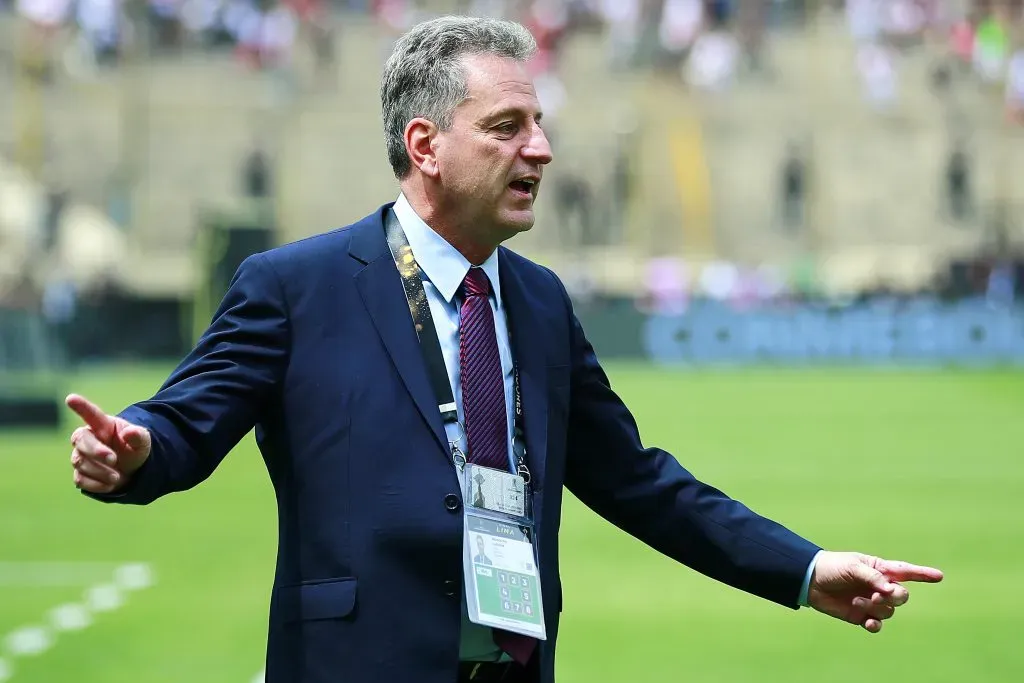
[522,123,553,165]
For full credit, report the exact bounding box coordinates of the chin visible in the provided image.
[498,210,536,236]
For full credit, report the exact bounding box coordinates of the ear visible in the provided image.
[405,118,440,178]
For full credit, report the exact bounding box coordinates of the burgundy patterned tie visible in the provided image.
[459,267,508,471]
[458,267,538,666]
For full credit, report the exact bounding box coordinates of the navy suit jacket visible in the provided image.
[93,204,820,683]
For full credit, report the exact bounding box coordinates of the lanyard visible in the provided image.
[384,209,530,484]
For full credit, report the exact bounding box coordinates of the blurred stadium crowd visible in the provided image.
[0,0,1023,372]
[5,1,1024,102]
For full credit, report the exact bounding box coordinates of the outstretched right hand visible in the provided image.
[66,394,151,495]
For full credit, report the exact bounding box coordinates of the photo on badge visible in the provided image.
[463,464,527,518]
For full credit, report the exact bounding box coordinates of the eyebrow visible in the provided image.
[482,108,544,124]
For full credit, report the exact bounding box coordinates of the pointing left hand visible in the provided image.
[808,552,943,633]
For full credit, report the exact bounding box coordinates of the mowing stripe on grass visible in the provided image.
[0,562,124,587]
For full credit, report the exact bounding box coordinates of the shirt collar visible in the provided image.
[392,193,502,305]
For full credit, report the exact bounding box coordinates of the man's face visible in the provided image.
[476,536,485,554]
[431,52,553,245]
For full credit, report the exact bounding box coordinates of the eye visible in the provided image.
[495,122,518,137]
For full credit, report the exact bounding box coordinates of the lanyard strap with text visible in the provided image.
[384,209,530,484]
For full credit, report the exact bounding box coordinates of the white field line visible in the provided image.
[0,563,155,681]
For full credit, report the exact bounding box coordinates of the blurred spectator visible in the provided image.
[1,270,41,311]
[986,259,1017,308]
[532,69,567,138]
[641,257,690,314]
[706,0,732,26]
[15,0,73,79]
[657,0,703,73]
[552,168,594,248]
[42,186,69,250]
[972,6,1010,82]
[599,0,641,70]
[846,0,883,44]
[285,0,335,78]
[684,23,739,90]
[930,59,953,94]
[524,0,570,74]
[948,9,976,69]
[984,200,1014,256]
[882,0,930,48]
[752,263,788,302]
[41,274,77,367]
[148,0,184,52]
[698,260,740,301]
[856,42,899,110]
[945,139,973,221]
[75,0,122,68]
[780,141,806,231]
[1006,46,1024,123]
[235,0,298,72]
[180,0,242,49]
[372,0,417,62]
[609,115,637,239]
[790,255,821,301]
[242,147,272,199]
[735,0,769,74]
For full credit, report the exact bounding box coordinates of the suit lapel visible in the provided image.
[499,250,549,488]
[351,211,450,461]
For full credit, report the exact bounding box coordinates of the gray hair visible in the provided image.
[380,15,537,179]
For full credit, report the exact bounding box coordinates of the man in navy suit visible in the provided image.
[474,535,494,566]
[66,15,943,683]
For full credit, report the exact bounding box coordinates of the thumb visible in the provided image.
[119,425,149,452]
[852,561,894,595]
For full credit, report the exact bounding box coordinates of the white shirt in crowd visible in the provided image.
[16,0,72,26]
[659,0,703,53]
[599,0,639,27]
[686,31,739,91]
[1006,51,1024,108]
[237,3,298,60]
[857,43,898,109]
[846,0,883,43]
[76,0,120,46]
[882,0,927,37]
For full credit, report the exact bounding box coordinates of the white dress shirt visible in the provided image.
[392,193,516,661]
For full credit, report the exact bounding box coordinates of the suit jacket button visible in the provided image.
[444,494,461,512]
[444,580,458,597]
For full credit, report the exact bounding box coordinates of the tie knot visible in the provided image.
[461,267,491,298]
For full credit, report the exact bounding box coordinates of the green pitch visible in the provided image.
[1,363,1021,682]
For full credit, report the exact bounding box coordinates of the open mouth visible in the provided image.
[508,179,536,197]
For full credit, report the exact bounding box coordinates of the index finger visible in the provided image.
[877,560,944,583]
[65,394,114,440]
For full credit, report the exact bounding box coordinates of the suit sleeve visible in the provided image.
[554,277,820,609]
[85,253,290,506]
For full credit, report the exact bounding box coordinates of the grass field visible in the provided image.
[1,363,1022,682]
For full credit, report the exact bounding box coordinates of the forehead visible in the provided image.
[457,53,540,116]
